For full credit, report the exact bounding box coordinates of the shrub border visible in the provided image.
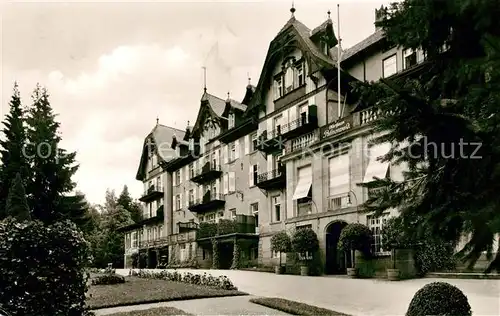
[249,297,350,316]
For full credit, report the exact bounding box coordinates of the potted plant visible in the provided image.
[338,223,372,278]
[382,216,413,281]
[270,231,292,274]
[291,227,319,276]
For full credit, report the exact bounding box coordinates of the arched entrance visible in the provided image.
[325,221,349,274]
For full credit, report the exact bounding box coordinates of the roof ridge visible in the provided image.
[157,124,186,133]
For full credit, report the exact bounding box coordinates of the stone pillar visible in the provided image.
[165,171,173,236]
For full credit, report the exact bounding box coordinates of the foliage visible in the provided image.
[356,0,500,272]
[217,219,238,235]
[291,228,319,260]
[381,217,413,251]
[230,240,241,269]
[131,270,238,291]
[117,185,142,223]
[0,218,91,316]
[0,83,30,220]
[250,297,348,316]
[100,307,190,316]
[271,231,292,266]
[24,85,81,225]
[166,258,199,269]
[131,252,139,268]
[406,282,472,316]
[91,273,126,285]
[212,238,220,269]
[198,222,217,239]
[6,173,31,221]
[338,223,372,254]
[414,236,456,276]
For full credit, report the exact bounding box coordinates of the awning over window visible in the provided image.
[292,165,312,200]
[363,142,391,183]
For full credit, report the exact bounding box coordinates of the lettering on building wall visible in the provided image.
[320,116,353,140]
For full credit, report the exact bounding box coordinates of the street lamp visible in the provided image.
[346,190,360,223]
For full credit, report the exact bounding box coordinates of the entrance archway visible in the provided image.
[325,221,348,274]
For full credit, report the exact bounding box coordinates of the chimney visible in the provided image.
[374,5,386,32]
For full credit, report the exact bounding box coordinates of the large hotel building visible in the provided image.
[120,7,424,273]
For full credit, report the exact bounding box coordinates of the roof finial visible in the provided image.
[156,116,159,125]
[327,10,331,19]
[247,72,251,85]
[202,66,207,92]
[290,1,296,17]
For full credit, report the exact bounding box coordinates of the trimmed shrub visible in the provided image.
[291,228,319,261]
[338,223,372,254]
[212,238,220,269]
[406,282,472,316]
[381,217,413,251]
[271,231,292,266]
[131,270,238,291]
[91,273,125,285]
[0,218,91,316]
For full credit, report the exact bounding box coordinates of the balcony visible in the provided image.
[178,221,198,233]
[280,105,318,139]
[257,129,285,155]
[168,231,197,244]
[328,193,351,211]
[285,130,319,154]
[197,215,256,240]
[256,167,286,190]
[190,162,222,184]
[188,191,225,214]
[139,184,164,202]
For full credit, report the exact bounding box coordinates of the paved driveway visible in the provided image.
[117,269,500,316]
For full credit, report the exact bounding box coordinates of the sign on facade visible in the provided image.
[320,116,353,140]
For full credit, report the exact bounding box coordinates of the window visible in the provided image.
[175,194,181,210]
[296,63,304,87]
[403,48,417,70]
[211,152,217,169]
[285,64,294,93]
[230,142,236,161]
[250,132,258,151]
[230,208,237,219]
[228,172,235,192]
[228,113,235,129]
[159,225,163,238]
[382,54,397,78]
[292,165,312,201]
[272,196,281,222]
[175,171,181,186]
[273,115,282,135]
[149,203,153,218]
[297,224,312,230]
[249,164,258,186]
[189,163,194,178]
[250,202,259,214]
[206,213,216,223]
[189,189,194,206]
[152,154,157,168]
[274,77,283,99]
[299,104,308,125]
[273,154,283,170]
[131,232,137,248]
[368,213,390,254]
[156,176,162,191]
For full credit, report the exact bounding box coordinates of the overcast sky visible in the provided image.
[1,0,388,205]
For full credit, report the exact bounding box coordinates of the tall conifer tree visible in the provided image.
[0,82,29,219]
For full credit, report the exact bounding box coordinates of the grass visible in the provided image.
[249,297,350,316]
[87,276,247,310]
[105,307,192,316]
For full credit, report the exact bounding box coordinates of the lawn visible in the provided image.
[105,307,192,316]
[87,276,247,309]
[249,297,350,316]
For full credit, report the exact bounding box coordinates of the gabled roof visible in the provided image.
[191,90,227,137]
[227,99,247,112]
[135,124,185,181]
[341,29,385,63]
[244,16,340,116]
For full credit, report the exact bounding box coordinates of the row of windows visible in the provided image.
[124,225,164,249]
[382,48,425,78]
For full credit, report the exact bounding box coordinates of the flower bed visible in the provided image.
[106,307,191,316]
[131,270,238,291]
[249,297,350,316]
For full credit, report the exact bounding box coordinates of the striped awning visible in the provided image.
[293,165,312,200]
[363,142,391,183]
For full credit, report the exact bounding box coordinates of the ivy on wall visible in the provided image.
[230,240,241,270]
[211,238,220,269]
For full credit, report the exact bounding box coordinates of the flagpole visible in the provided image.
[202,66,207,92]
[337,4,342,118]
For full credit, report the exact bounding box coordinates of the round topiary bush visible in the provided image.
[291,228,319,260]
[406,282,472,316]
[338,223,372,254]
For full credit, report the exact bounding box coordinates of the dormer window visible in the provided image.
[189,138,194,151]
[274,77,283,100]
[228,113,235,129]
[285,63,294,93]
[296,63,304,87]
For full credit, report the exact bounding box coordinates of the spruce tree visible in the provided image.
[6,172,31,221]
[117,185,142,223]
[356,0,500,272]
[25,84,79,224]
[0,82,29,219]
